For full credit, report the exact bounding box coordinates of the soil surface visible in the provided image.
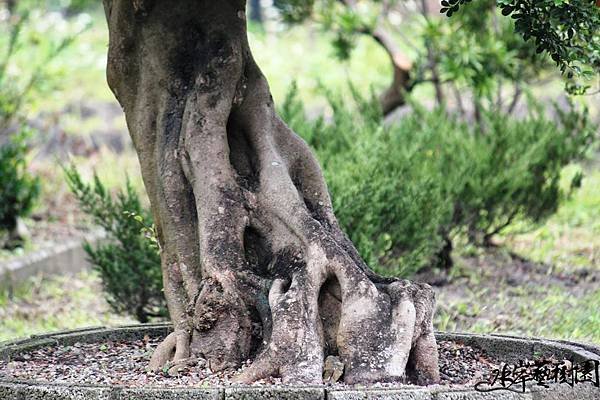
[415,247,600,341]
[0,338,498,388]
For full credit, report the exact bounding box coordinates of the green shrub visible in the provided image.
[445,103,595,246]
[281,85,453,277]
[280,84,595,276]
[64,165,166,322]
[0,130,40,243]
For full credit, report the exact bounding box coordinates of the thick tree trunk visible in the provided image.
[103,0,439,385]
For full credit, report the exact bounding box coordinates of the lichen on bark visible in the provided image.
[103,0,440,385]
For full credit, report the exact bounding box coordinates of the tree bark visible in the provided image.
[370,26,413,116]
[339,0,413,116]
[103,0,439,385]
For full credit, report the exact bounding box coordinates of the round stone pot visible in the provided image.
[1,323,599,399]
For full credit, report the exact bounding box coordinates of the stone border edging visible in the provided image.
[0,229,105,290]
[1,324,599,399]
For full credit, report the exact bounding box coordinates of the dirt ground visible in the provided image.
[424,248,600,343]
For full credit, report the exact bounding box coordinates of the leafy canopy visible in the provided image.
[275,0,599,93]
[441,0,599,93]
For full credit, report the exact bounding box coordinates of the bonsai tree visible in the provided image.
[103,0,439,384]
[101,0,597,385]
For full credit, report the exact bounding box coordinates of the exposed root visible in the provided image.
[148,330,191,373]
[323,355,345,383]
[230,227,440,385]
[234,273,325,384]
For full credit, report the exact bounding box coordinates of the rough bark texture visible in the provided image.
[103,0,439,385]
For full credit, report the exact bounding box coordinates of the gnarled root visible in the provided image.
[148,330,191,375]
[234,226,439,385]
[149,276,260,375]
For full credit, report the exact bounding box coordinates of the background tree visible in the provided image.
[442,0,600,96]
[274,0,599,116]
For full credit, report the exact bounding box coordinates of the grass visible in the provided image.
[503,165,600,273]
[435,283,600,343]
[433,162,600,344]
[0,271,133,342]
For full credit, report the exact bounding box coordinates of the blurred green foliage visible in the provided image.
[274,0,400,62]
[9,0,98,14]
[419,0,549,100]
[0,131,40,237]
[273,0,598,107]
[0,9,77,247]
[0,10,86,127]
[61,0,97,14]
